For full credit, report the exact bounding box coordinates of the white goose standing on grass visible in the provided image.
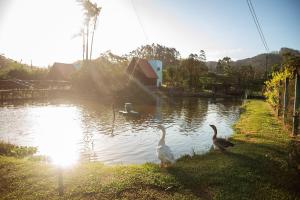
[156,125,175,167]
[209,124,234,151]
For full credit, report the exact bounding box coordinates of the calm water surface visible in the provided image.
[0,97,242,166]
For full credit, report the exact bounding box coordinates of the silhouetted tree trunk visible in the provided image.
[78,0,101,61]
[82,29,85,61]
[89,15,97,61]
[85,24,89,61]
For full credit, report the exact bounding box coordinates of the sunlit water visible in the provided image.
[0,97,242,166]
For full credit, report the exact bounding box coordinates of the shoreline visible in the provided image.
[0,88,264,106]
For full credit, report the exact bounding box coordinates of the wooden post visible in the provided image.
[277,80,282,117]
[283,77,289,123]
[58,168,64,196]
[293,72,300,135]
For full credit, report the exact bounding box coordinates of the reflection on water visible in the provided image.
[0,97,242,166]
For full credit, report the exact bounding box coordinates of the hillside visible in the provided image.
[0,55,48,80]
[207,47,300,73]
[234,53,282,74]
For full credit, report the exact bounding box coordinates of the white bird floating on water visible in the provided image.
[119,103,139,116]
[209,124,234,151]
[156,125,175,168]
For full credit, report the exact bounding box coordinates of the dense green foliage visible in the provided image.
[0,141,37,158]
[0,55,48,80]
[2,46,299,97]
[0,100,299,199]
[71,45,210,96]
[176,55,208,89]
[124,44,211,90]
[72,53,128,96]
[264,68,292,108]
[127,43,180,67]
[264,52,300,108]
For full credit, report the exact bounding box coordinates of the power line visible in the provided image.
[246,0,269,52]
[248,0,269,52]
[126,0,149,85]
[130,0,156,57]
[131,0,149,44]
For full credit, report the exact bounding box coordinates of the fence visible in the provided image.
[277,73,300,135]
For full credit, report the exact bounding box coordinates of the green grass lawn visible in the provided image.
[1,100,300,200]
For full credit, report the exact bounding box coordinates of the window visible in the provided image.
[157,67,160,71]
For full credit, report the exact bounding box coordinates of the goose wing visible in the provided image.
[157,145,175,163]
[215,138,234,148]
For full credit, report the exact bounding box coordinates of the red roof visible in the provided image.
[48,62,76,80]
[127,58,157,79]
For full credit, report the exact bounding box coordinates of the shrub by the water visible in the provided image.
[0,141,37,158]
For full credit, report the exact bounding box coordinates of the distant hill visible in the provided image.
[0,54,20,70]
[233,53,282,74]
[0,54,48,80]
[206,47,300,73]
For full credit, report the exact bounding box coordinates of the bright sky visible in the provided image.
[0,0,299,67]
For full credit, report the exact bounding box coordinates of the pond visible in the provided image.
[0,97,242,166]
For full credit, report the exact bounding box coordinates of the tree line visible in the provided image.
[0,55,48,80]
[1,43,278,96]
[70,43,273,97]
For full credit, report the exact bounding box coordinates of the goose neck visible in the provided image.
[212,128,217,139]
[158,129,166,145]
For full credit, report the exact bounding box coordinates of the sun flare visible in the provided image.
[33,106,83,167]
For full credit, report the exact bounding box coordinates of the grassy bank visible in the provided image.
[1,100,300,200]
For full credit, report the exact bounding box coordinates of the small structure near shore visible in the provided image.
[127,58,163,87]
[48,62,76,80]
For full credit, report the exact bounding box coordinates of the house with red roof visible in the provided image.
[48,62,76,80]
[127,58,162,87]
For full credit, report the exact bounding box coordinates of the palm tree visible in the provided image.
[78,0,101,61]
[82,28,85,61]
[82,0,92,61]
[89,3,101,60]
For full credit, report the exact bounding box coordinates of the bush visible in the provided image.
[71,59,128,96]
[0,141,37,158]
[264,68,292,108]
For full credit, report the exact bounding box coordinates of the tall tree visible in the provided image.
[216,59,224,74]
[128,43,180,66]
[89,2,101,60]
[199,50,206,62]
[82,28,85,61]
[99,50,128,64]
[180,55,208,89]
[216,56,232,75]
[82,0,92,60]
[78,0,101,61]
[85,19,89,61]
